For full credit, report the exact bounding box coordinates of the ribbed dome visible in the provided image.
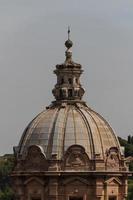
[12,31,129,200]
[18,103,120,160]
[16,32,121,164]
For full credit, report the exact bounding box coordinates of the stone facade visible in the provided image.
[11,30,130,200]
[12,144,129,200]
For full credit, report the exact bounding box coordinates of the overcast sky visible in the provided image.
[0,0,133,155]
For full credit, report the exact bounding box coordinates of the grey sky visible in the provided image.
[0,0,133,154]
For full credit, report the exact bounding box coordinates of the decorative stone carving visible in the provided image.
[74,88,79,97]
[63,145,91,170]
[25,145,48,171]
[105,177,122,186]
[52,31,84,102]
[105,177,122,200]
[15,145,48,171]
[62,87,68,98]
[25,177,46,200]
[106,147,120,171]
[68,153,84,166]
[78,88,85,99]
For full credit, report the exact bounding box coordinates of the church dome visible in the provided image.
[15,28,122,167]
[18,103,120,160]
[12,29,129,200]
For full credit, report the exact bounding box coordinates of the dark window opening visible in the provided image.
[109,197,117,200]
[69,197,83,200]
[68,78,72,84]
[68,89,73,97]
[61,78,64,84]
[60,89,63,98]
[74,89,79,97]
[31,198,41,200]
[76,78,78,84]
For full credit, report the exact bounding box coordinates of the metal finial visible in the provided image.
[68,26,70,40]
[65,26,73,49]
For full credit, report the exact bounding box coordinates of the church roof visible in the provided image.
[18,103,120,160]
[16,28,121,162]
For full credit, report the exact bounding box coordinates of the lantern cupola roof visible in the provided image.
[52,28,85,102]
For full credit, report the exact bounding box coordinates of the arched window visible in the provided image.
[60,89,63,98]
[68,78,72,84]
[68,89,73,97]
[76,78,78,84]
[61,78,64,84]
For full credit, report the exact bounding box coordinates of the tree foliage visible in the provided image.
[118,136,133,157]
[127,179,133,200]
[0,154,14,200]
[118,135,133,200]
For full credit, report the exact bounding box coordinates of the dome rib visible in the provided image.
[75,106,95,159]
[92,112,113,148]
[59,107,69,158]
[62,106,71,156]
[91,109,120,149]
[19,110,48,154]
[84,108,105,159]
[64,106,75,152]
[51,106,68,159]
[72,107,77,144]
[46,107,60,158]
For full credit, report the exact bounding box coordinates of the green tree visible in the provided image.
[129,161,133,171]
[128,135,132,144]
[118,136,133,200]
[0,186,14,200]
[127,179,133,200]
[118,136,133,157]
[131,136,133,145]
[0,155,14,200]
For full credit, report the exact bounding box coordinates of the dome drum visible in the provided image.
[13,143,127,175]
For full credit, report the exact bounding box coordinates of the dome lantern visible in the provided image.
[52,28,85,102]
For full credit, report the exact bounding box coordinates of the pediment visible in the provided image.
[105,177,122,186]
[15,145,48,171]
[24,177,44,186]
[63,177,89,185]
[63,145,90,170]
